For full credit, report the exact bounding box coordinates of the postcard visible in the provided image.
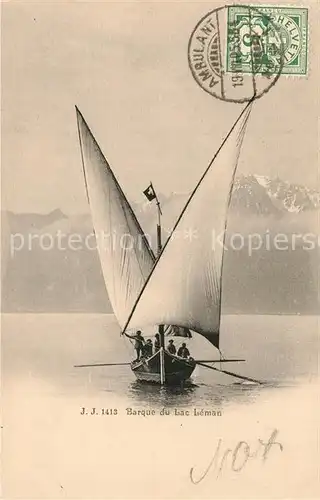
[1,1,319,499]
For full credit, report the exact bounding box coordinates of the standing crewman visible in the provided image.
[125,330,145,362]
[154,333,160,352]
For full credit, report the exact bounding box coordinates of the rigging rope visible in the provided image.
[218,348,226,370]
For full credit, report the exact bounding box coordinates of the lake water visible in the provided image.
[2,313,317,403]
[2,314,319,499]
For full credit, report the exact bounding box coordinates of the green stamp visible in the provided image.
[227,5,308,76]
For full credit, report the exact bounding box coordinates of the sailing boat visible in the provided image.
[75,102,254,386]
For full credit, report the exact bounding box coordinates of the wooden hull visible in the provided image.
[131,349,196,385]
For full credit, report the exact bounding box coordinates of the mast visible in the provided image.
[152,184,165,384]
[156,201,165,383]
[148,182,165,345]
[154,193,164,339]
[151,182,162,256]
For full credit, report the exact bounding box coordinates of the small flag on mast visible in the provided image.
[143,183,157,202]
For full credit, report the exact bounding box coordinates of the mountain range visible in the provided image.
[2,174,319,314]
[232,174,320,215]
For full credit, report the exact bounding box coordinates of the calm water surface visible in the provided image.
[2,313,317,409]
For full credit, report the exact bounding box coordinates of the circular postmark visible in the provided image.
[188,5,285,102]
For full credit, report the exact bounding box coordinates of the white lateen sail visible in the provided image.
[123,103,253,348]
[76,108,155,330]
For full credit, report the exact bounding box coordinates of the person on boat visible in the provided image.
[167,339,176,355]
[184,327,192,339]
[125,330,145,361]
[154,333,160,352]
[177,342,190,359]
[144,339,153,357]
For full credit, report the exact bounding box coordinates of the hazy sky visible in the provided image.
[2,1,319,214]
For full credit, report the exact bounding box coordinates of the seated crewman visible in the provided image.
[144,339,153,357]
[177,342,190,359]
[167,339,176,355]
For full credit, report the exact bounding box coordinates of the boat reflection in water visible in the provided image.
[127,379,199,409]
[126,376,272,409]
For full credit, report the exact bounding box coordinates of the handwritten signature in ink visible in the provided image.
[190,428,283,483]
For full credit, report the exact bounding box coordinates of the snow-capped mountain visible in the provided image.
[231,174,320,216]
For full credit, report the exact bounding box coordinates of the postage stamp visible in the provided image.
[188,5,283,102]
[226,5,308,76]
[188,5,308,102]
